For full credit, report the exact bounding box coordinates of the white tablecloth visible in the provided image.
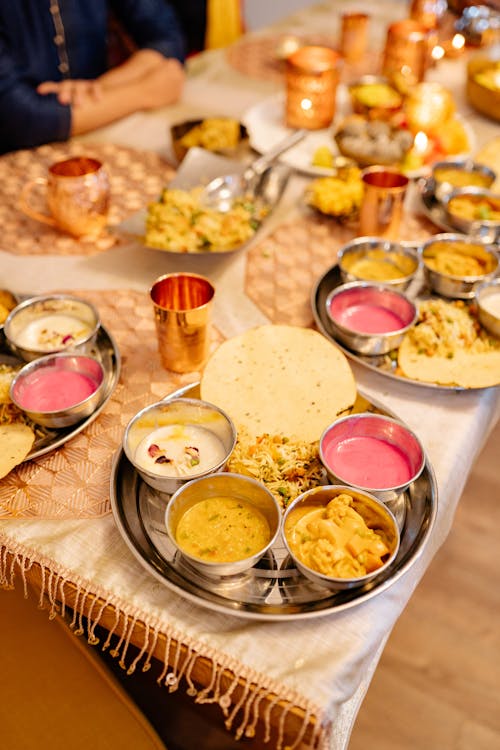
[1,2,500,748]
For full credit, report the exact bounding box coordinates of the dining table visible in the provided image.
[1,1,500,748]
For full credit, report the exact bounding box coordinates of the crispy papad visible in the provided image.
[397,298,500,388]
[200,325,357,442]
[0,423,35,478]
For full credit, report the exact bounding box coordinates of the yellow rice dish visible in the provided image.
[145,187,266,253]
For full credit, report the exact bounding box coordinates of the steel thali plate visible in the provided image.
[110,383,437,621]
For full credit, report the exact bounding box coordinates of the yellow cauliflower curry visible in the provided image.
[285,493,396,579]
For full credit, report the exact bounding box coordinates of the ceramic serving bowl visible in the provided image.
[475,277,500,339]
[123,397,237,495]
[442,186,500,244]
[325,281,418,355]
[170,118,249,164]
[338,237,420,291]
[430,159,496,203]
[319,412,425,506]
[4,294,100,362]
[10,353,105,428]
[282,484,400,591]
[165,472,282,577]
[419,233,499,299]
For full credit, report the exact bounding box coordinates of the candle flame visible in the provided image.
[300,98,312,111]
[414,131,429,154]
[432,44,445,61]
[451,33,465,51]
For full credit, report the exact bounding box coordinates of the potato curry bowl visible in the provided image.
[420,234,499,299]
[283,485,400,591]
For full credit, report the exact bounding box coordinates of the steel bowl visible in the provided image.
[338,237,420,291]
[430,159,496,203]
[10,353,105,428]
[165,472,282,577]
[318,413,425,508]
[4,294,100,362]
[419,233,499,299]
[443,186,500,244]
[282,484,400,591]
[325,281,418,355]
[123,397,237,495]
[475,277,500,339]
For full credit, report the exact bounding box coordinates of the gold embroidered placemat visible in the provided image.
[245,209,437,326]
[0,143,174,256]
[225,33,381,84]
[0,289,222,519]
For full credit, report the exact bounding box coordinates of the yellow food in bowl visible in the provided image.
[350,82,402,110]
[342,248,417,282]
[175,496,271,562]
[145,187,266,253]
[474,62,500,93]
[179,118,241,152]
[423,240,497,277]
[448,194,500,222]
[285,493,393,578]
[433,166,493,189]
[306,166,364,220]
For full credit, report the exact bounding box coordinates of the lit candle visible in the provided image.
[285,46,341,129]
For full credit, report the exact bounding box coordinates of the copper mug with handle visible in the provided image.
[19,156,110,239]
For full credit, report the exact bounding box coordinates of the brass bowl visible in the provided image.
[170,118,249,164]
[466,51,500,123]
[348,75,403,121]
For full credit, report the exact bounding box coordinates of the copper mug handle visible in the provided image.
[19,177,57,227]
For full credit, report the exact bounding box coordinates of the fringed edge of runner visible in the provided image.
[0,535,331,750]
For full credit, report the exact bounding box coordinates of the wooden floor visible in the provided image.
[349,417,500,750]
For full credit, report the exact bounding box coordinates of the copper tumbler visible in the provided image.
[382,19,430,89]
[150,273,215,373]
[358,167,409,240]
[339,13,369,63]
[285,46,341,129]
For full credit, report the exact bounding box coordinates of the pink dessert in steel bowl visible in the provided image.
[10,352,105,429]
[325,280,418,355]
[319,412,425,506]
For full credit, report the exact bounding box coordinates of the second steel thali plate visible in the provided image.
[110,383,437,621]
[311,263,500,392]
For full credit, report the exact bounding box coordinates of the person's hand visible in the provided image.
[37,79,102,107]
[138,58,185,109]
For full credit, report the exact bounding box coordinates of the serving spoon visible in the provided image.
[200,128,308,212]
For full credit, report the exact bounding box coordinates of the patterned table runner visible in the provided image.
[0,290,222,518]
[0,143,174,256]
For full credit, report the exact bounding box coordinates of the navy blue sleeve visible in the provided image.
[110,0,186,63]
[0,43,71,155]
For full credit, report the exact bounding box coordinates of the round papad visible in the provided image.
[200,325,357,442]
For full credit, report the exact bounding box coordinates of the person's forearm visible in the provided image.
[70,59,184,135]
[97,49,167,89]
